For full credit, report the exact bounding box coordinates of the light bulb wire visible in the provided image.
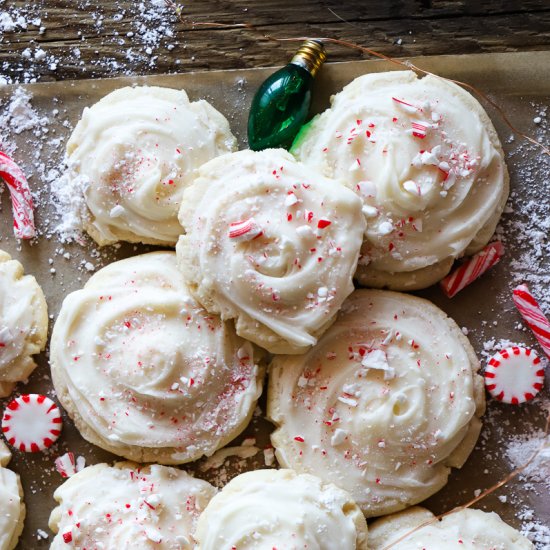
[164,0,549,157]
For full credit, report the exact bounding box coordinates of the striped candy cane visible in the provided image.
[512,284,550,359]
[0,151,36,239]
[440,241,504,298]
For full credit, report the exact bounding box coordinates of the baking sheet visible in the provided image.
[0,51,548,548]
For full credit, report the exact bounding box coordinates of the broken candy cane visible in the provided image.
[0,151,36,239]
[513,284,550,359]
[440,241,504,298]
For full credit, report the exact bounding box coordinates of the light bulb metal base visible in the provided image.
[290,40,327,78]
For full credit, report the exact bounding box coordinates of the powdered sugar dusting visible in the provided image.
[0,0,180,85]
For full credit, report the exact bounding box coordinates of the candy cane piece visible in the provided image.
[0,151,36,239]
[512,284,550,358]
[440,241,504,298]
[229,218,263,242]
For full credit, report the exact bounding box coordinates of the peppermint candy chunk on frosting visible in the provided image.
[268,290,485,517]
[485,346,545,404]
[2,394,62,452]
[176,148,366,354]
[292,70,509,291]
[62,86,237,246]
[194,469,368,550]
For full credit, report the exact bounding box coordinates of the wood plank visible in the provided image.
[0,1,549,82]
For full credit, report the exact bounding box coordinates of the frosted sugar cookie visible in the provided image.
[268,290,485,517]
[0,440,25,550]
[0,250,48,398]
[292,71,509,290]
[50,252,264,464]
[176,148,365,354]
[49,462,216,549]
[65,86,237,246]
[368,506,534,549]
[194,469,368,550]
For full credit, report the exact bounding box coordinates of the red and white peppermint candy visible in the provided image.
[512,284,550,359]
[485,346,545,404]
[0,151,36,239]
[440,241,504,298]
[2,394,62,452]
[228,218,263,241]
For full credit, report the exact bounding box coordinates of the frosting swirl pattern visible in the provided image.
[49,462,216,549]
[66,86,237,245]
[268,290,485,517]
[176,149,366,354]
[368,506,534,549]
[292,71,509,290]
[194,469,368,550]
[51,252,264,464]
[0,440,24,550]
[0,250,48,398]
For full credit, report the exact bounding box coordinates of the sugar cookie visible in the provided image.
[49,462,216,549]
[0,250,48,398]
[176,148,365,354]
[368,506,533,549]
[51,252,264,464]
[194,469,368,550]
[292,71,509,290]
[0,440,25,550]
[65,86,237,245]
[268,289,485,516]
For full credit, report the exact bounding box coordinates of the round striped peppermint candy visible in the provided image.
[484,347,545,404]
[2,394,62,452]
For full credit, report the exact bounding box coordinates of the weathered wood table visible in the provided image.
[1,0,549,82]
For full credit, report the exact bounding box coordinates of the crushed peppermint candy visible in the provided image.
[228,218,263,241]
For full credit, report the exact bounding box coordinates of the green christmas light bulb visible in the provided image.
[247,40,326,151]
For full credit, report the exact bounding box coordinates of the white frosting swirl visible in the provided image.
[292,71,509,290]
[0,442,24,550]
[49,462,216,549]
[268,290,485,517]
[51,252,264,464]
[176,149,365,354]
[0,250,48,398]
[194,469,368,550]
[66,86,237,245]
[368,506,534,549]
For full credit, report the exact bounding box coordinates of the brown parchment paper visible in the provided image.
[0,51,548,548]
